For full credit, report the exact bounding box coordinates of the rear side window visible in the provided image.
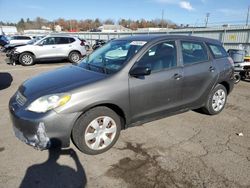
[69,38,75,43]
[181,41,208,65]
[16,36,31,40]
[208,44,228,59]
[55,37,69,44]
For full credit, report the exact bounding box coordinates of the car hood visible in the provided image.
[15,44,34,52]
[19,65,107,99]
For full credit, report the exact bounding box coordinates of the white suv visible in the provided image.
[11,35,87,66]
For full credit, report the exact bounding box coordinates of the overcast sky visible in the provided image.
[0,0,249,25]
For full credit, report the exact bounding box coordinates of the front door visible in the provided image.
[129,41,184,123]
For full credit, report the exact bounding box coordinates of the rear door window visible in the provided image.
[181,41,208,65]
[208,44,228,59]
[55,37,69,44]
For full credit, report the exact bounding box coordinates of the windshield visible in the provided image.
[78,40,147,74]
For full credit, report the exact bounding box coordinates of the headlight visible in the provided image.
[27,93,71,113]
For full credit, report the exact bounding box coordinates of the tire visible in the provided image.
[72,107,121,155]
[85,45,90,51]
[234,74,241,84]
[68,51,81,63]
[202,84,227,115]
[19,52,35,66]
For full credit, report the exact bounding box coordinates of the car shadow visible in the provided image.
[19,139,87,188]
[0,72,13,90]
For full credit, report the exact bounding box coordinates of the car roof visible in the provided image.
[116,35,221,45]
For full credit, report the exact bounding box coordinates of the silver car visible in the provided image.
[10,35,87,65]
[9,35,234,155]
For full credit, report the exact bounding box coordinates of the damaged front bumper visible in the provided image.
[13,122,50,150]
[9,91,79,150]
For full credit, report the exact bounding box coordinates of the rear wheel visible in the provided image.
[72,107,121,155]
[68,51,81,63]
[19,52,35,66]
[202,84,227,115]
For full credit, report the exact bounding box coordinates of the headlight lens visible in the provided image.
[27,93,71,113]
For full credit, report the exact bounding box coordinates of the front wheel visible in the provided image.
[19,52,35,66]
[202,84,227,115]
[72,107,121,155]
[68,51,81,63]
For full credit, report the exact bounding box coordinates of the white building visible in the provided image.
[98,25,131,32]
[54,25,62,32]
[0,26,18,35]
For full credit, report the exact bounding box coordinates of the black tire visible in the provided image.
[234,74,241,84]
[85,45,90,51]
[72,107,121,155]
[68,51,81,63]
[19,52,35,66]
[202,84,227,115]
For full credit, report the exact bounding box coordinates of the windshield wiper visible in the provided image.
[85,63,108,74]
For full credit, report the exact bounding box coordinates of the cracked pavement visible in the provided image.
[0,52,249,188]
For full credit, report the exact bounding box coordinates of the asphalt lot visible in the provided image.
[0,52,249,188]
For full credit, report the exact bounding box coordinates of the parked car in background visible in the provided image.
[79,39,91,51]
[92,39,107,50]
[0,35,9,47]
[9,35,234,155]
[9,35,32,45]
[4,36,45,55]
[9,35,87,65]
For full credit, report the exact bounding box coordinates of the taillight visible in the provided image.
[228,57,234,66]
[80,40,84,46]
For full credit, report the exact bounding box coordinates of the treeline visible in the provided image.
[1,17,177,31]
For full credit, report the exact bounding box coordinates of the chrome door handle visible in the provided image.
[173,73,182,80]
[209,66,215,72]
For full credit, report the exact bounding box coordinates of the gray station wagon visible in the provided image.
[9,35,234,155]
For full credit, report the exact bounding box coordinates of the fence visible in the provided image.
[59,26,250,55]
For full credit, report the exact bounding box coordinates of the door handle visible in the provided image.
[173,73,183,80]
[69,45,72,47]
[209,66,215,72]
[52,46,56,48]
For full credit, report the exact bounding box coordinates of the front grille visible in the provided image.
[16,91,27,106]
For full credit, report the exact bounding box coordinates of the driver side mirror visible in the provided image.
[130,67,151,77]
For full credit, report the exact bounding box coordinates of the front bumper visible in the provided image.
[9,92,79,150]
[8,51,20,62]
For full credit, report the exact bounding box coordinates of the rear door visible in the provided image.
[54,37,72,57]
[180,40,218,107]
[129,40,184,122]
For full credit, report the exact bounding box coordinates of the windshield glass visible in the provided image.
[78,40,147,74]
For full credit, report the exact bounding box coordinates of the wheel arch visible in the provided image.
[68,50,81,56]
[20,51,36,57]
[218,81,230,94]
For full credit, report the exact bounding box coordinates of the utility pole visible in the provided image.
[161,9,164,28]
[246,6,250,26]
[205,13,210,27]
